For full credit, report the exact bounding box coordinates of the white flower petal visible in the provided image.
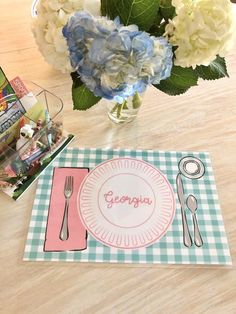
[84,0,101,16]
[32,0,101,73]
[165,0,235,68]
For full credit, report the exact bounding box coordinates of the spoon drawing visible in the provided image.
[186,195,203,247]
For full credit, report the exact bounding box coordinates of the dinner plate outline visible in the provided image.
[77,157,176,250]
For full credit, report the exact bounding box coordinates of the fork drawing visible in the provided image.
[59,176,74,241]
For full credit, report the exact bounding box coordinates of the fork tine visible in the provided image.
[64,176,74,197]
[71,176,74,193]
[69,176,73,192]
[64,176,69,192]
[68,176,71,192]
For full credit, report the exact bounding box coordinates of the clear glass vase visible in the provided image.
[107,92,143,124]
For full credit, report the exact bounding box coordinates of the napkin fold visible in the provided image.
[44,167,89,252]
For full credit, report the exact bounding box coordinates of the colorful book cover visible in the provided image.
[0,67,26,134]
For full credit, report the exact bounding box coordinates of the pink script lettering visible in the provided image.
[104,191,153,209]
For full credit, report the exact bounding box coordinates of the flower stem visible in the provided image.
[110,103,119,114]
[117,103,122,118]
[132,92,142,109]
[117,100,127,118]
[109,95,141,121]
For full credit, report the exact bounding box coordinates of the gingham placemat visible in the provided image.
[23,148,232,265]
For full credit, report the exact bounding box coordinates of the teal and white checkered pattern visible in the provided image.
[24,148,232,265]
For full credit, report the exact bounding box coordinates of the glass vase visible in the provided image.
[107,92,143,124]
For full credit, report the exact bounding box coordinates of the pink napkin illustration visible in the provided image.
[44,167,89,252]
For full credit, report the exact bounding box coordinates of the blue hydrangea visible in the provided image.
[63,11,173,103]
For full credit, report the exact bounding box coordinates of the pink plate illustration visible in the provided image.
[77,158,176,250]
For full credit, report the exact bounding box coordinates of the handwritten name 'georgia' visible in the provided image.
[104,191,153,209]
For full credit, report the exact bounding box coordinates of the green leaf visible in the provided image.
[149,21,167,37]
[195,56,229,81]
[70,72,83,88]
[153,11,163,26]
[70,73,101,110]
[101,0,160,31]
[101,0,114,19]
[72,82,101,111]
[159,0,175,21]
[154,66,198,96]
[149,10,166,36]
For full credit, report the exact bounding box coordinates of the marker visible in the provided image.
[45,110,52,146]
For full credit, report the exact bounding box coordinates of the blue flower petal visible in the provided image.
[63,11,173,103]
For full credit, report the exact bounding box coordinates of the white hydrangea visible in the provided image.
[32,0,101,73]
[165,0,235,68]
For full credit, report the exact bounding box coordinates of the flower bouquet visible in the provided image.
[33,0,235,123]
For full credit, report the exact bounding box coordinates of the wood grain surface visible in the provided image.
[0,1,235,313]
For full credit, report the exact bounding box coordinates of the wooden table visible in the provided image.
[1,1,236,313]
